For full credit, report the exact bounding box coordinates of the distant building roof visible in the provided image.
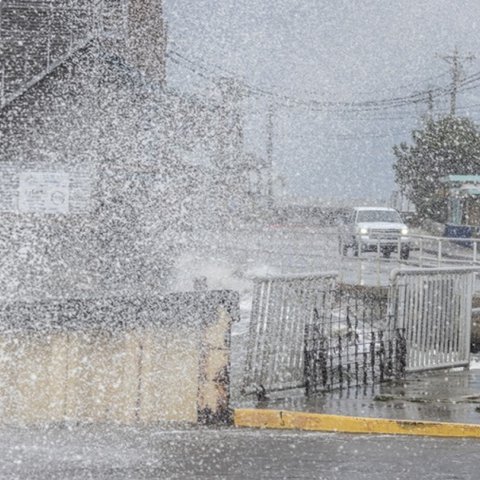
[440,175,480,184]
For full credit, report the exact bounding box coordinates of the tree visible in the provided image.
[393,116,480,221]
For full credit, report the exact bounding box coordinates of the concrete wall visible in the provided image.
[0,291,238,425]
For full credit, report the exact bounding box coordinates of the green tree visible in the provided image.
[393,116,480,221]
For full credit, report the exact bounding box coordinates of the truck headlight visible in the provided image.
[359,227,368,235]
[401,228,409,235]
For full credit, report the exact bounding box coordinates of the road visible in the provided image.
[187,224,458,289]
[0,425,478,479]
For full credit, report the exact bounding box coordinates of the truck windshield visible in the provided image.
[356,210,402,223]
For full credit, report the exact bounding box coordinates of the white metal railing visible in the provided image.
[192,228,480,289]
[389,267,477,372]
[242,267,476,397]
[344,233,480,288]
[354,233,480,266]
[407,234,480,268]
[242,272,338,395]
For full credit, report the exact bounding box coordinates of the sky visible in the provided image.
[165,0,480,202]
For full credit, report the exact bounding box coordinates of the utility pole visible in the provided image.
[427,89,434,116]
[218,77,244,166]
[421,88,434,122]
[266,103,274,202]
[440,47,475,115]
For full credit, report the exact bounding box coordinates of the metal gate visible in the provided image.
[242,272,337,395]
[242,275,405,396]
[243,267,477,397]
[389,267,477,372]
[303,288,406,394]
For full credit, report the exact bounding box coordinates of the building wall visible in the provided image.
[0,291,236,425]
[0,43,246,301]
[0,0,166,107]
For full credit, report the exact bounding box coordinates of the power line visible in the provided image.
[167,49,443,112]
[168,39,453,99]
[168,47,480,121]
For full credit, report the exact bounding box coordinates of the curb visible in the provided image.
[234,408,480,438]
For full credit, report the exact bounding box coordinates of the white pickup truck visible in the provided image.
[338,207,410,259]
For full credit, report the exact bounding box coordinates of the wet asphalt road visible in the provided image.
[0,425,479,480]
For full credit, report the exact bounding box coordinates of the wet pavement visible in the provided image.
[0,424,479,479]
[235,367,480,425]
[0,348,479,479]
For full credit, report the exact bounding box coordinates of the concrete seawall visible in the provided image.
[0,291,238,425]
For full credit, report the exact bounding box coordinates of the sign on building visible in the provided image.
[18,172,70,214]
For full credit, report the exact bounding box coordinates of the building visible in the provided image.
[0,0,255,301]
[0,0,166,107]
[441,175,480,237]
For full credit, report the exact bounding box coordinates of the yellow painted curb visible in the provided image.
[234,408,480,438]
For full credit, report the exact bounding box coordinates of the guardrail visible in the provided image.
[408,234,480,267]
[342,233,480,288]
[353,233,480,266]
[191,228,480,288]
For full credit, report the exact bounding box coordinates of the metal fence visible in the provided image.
[339,233,480,290]
[344,233,480,267]
[407,234,480,268]
[242,272,337,395]
[243,267,477,397]
[389,267,476,372]
[304,287,406,394]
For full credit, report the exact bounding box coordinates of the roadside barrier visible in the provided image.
[242,273,337,396]
[389,267,476,372]
[0,291,238,425]
[304,285,406,394]
[243,267,477,397]
[234,408,480,438]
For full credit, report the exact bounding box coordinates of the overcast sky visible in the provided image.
[165,0,480,202]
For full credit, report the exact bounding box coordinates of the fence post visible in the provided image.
[437,240,442,267]
[376,258,381,287]
[464,272,474,368]
[420,238,424,267]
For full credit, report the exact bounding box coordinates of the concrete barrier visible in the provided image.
[0,291,238,425]
[234,408,480,438]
